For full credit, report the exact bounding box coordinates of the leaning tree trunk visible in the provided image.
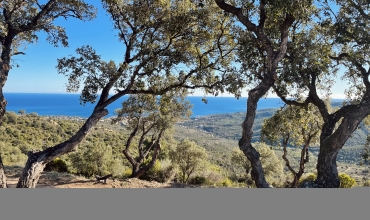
[0,154,7,188]
[16,108,108,188]
[239,79,275,188]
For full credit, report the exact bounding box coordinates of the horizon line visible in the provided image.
[3,92,346,99]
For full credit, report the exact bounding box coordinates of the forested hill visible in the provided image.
[177,108,369,164]
[1,107,367,171]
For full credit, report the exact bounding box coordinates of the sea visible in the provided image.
[3,93,340,118]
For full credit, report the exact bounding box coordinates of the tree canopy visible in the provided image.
[0,0,97,123]
[114,89,192,178]
[11,0,240,188]
[270,0,370,187]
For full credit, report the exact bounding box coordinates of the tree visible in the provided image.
[114,90,192,178]
[0,154,7,188]
[18,109,25,115]
[13,0,237,188]
[69,142,118,178]
[214,0,316,187]
[273,0,370,187]
[0,0,97,123]
[169,139,208,183]
[230,143,284,187]
[361,135,370,166]
[261,103,323,187]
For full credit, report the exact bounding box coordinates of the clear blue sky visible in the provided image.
[3,1,348,99]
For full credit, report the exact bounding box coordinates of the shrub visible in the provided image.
[216,178,233,187]
[139,159,162,181]
[44,158,68,173]
[363,180,370,187]
[69,143,117,178]
[122,167,133,178]
[299,173,317,184]
[339,173,357,188]
[18,110,26,115]
[138,159,178,183]
[299,173,357,188]
[155,159,178,183]
[29,112,38,117]
[169,139,208,183]
[230,143,284,184]
[205,171,223,185]
[0,142,27,165]
[3,112,18,124]
[189,176,207,185]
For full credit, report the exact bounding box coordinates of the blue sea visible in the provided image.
[3,93,289,118]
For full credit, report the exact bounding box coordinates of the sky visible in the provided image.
[3,1,349,99]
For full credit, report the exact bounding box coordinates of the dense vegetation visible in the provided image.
[2,0,370,188]
[1,109,368,187]
[178,109,368,165]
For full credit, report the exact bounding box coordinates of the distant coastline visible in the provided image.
[4,93,343,118]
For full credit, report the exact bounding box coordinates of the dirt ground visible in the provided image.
[4,165,370,188]
[5,176,202,188]
[3,166,203,188]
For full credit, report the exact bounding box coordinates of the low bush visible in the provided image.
[215,177,233,187]
[139,159,178,183]
[299,173,357,188]
[362,180,370,187]
[188,176,207,185]
[44,158,68,173]
[339,173,357,188]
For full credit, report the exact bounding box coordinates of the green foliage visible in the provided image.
[339,173,357,188]
[299,173,317,185]
[69,143,122,178]
[58,0,238,106]
[44,158,68,173]
[139,159,178,183]
[299,173,357,188]
[230,142,285,185]
[0,142,26,165]
[188,176,207,185]
[363,180,370,187]
[178,110,368,167]
[0,0,96,52]
[115,92,191,179]
[169,139,208,183]
[139,159,162,181]
[261,103,323,148]
[155,161,178,183]
[215,177,233,187]
[361,135,370,166]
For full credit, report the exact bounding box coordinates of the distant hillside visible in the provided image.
[178,109,368,165]
[179,109,277,142]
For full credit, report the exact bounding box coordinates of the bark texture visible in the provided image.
[129,143,161,179]
[0,34,12,124]
[215,0,295,187]
[0,154,7,188]
[16,108,108,188]
[315,107,369,187]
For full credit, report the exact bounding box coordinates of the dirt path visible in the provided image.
[5,176,202,188]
